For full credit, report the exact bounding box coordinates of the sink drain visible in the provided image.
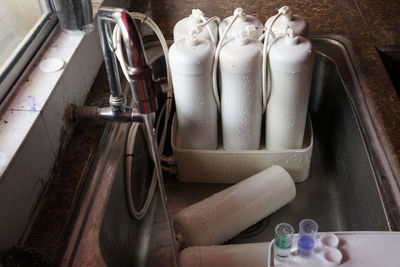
[233,216,270,240]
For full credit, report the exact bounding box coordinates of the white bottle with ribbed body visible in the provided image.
[174,166,296,247]
[265,6,308,38]
[220,34,263,150]
[173,9,218,43]
[265,30,315,150]
[169,36,218,149]
[219,11,263,39]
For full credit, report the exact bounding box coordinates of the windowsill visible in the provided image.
[0,30,86,178]
[0,0,131,246]
[0,1,104,180]
[0,24,104,245]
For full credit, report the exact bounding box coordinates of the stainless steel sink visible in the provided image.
[61,36,400,267]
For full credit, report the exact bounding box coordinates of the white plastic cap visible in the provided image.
[185,26,203,46]
[279,6,293,21]
[245,25,257,36]
[191,9,205,18]
[264,6,308,38]
[234,7,247,21]
[284,27,299,46]
[189,9,204,23]
[235,25,258,45]
[235,29,250,45]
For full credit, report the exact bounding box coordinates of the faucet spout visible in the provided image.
[113,10,157,116]
[93,7,159,124]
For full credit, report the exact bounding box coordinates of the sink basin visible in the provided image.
[61,36,400,267]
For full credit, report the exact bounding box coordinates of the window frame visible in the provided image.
[0,0,58,104]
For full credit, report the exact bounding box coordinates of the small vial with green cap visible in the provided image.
[274,223,294,262]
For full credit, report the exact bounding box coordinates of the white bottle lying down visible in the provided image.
[179,243,270,267]
[180,232,400,267]
[174,165,296,247]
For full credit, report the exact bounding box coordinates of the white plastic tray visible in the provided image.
[267,231,400,267]
[171,114,313,183]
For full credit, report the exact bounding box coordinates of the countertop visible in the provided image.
[23,0,400,265]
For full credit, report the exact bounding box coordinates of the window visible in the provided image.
[0,0,57,102]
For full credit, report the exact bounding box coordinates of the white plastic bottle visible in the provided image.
[265,6,308,38]
[173,9,218,43]
[220,31,263,150]
[174,166,296,247]
[180,243,270,267]
[219,8,263,39]
[169,32,218,150]
[265,28,315,150]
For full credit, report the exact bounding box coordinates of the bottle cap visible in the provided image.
[279,6,294,21]
[285,27,299,46]
[189,9,204,23]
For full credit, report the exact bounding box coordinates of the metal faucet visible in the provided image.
[71,7,158,123]
[72,7,178,266]
[112,9,158,116]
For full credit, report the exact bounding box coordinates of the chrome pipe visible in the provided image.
[71,106,143,123]
[97,107,143,122]
[98,7,126,111]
